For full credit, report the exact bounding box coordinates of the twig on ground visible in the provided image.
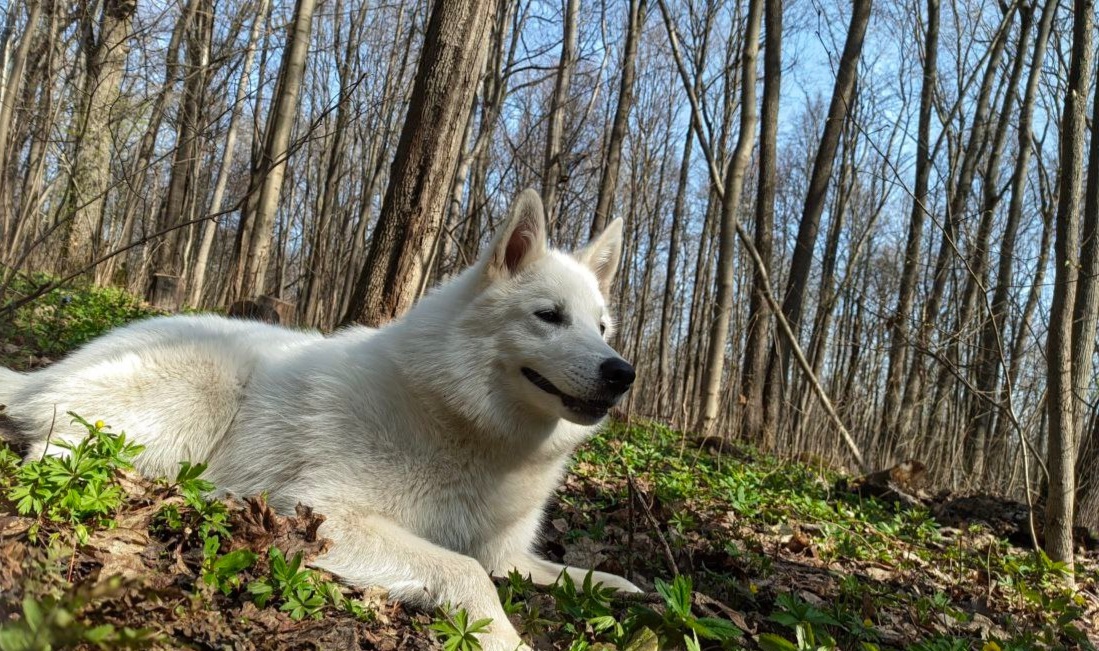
[626,471,679,577]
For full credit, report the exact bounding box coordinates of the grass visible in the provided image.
[0,283,1096,649]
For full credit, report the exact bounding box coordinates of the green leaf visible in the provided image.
[21,597,44,631]
[757,633,799,651]
[212,548,257,576]
[621,627,660,651]
[248,579,274,608]
[84,624,117,642]
[688,616,742,641]
[655,575,692,619]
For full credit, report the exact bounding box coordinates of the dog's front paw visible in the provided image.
[592,570,643,593]
[478,632,532,651]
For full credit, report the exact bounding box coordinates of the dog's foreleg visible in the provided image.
[314,511,529,651]
[498,554,642,594]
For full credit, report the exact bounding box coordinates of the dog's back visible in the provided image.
[0,314,322,477]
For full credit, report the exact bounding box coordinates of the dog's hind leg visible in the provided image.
[314,510,530,651]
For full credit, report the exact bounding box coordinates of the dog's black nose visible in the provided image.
[600,358,635,392]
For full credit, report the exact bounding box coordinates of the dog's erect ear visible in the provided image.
[575,218,623,295]
[483,188,547,281]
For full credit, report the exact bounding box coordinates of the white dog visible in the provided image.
[0,190,640,650]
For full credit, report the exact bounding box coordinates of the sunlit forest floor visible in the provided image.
[1,283,1097,650]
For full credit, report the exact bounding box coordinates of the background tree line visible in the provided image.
[0,0,1097,576]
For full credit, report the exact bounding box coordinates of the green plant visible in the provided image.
[1,274,158,358]
[7,414,143,543]
[247,546,339,620]
[202,548,257,594]
[550,569,625,643]
[429,607,494,651]
[766,593,841,650]
[0,579,156,650]
[159,462,231,555]
[631,575,742,649]
[497,569,535,615]
[0,444,20,490]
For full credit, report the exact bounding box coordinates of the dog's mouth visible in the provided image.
[521,367,614,419]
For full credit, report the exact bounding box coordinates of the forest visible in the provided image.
[0,0,1098,648]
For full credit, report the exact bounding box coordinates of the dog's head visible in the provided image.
[466,189,633,426]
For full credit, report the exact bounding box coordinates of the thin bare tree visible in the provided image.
[591,0,645,237]
[541,0,579,232]
[232,0,316,300]
[694,0,763,435]
[1045,0,1093,577]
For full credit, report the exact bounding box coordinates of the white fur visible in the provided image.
[0,190,637,650]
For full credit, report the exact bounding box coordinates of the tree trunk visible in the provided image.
[896,5,1012,447]
[339,0,417,320]
[970,0,1055,475]
[150,0,212,297]
[458,0,518,267]
[341,0,494,327]
[0,0,41,247]
[1070,23,1099,532]
[880,0,938,458]
[695,0,763,435]
[301,0,366,326]
[739,0,781,444]
[187,0,268,308]
[795,116,857,442]
[96,0,195,286]
[590,0,644,237]
[232,0,315,300]
[761,0,871,438]
[960,4,1034,478]
[1046,0,1093,577]
[61,0,136,274]
[656,126,691,417]
[540,0,578,233]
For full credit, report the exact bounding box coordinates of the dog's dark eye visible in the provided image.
[535,309,564,325]
[600,323,606,335]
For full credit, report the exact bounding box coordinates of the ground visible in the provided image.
[0,280,1097,650]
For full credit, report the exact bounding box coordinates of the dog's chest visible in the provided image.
[402,453,560,554]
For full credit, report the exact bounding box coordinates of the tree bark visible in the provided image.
[656,126,691,417]
[541,0,579,233]
[232,0,316,299]
[151,0,212,293]
[962,3,1038,478]
[61,0,136,274]
[187,0,269,308]
[739,0,781,444]
[970,0,1054,476]
[695,0,763,435]
[301,0,367,326]
[341,0,494,327]
[1070,21,1099,532]
[761,0,871,437]
[591,0,645,237]
[1045,0,1093,576]
[96,0,195,286]
[896,5,1012,447]
[880,0,938,458]
[0,0,41,246]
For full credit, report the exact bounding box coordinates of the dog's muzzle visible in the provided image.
[521,359,634,419]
